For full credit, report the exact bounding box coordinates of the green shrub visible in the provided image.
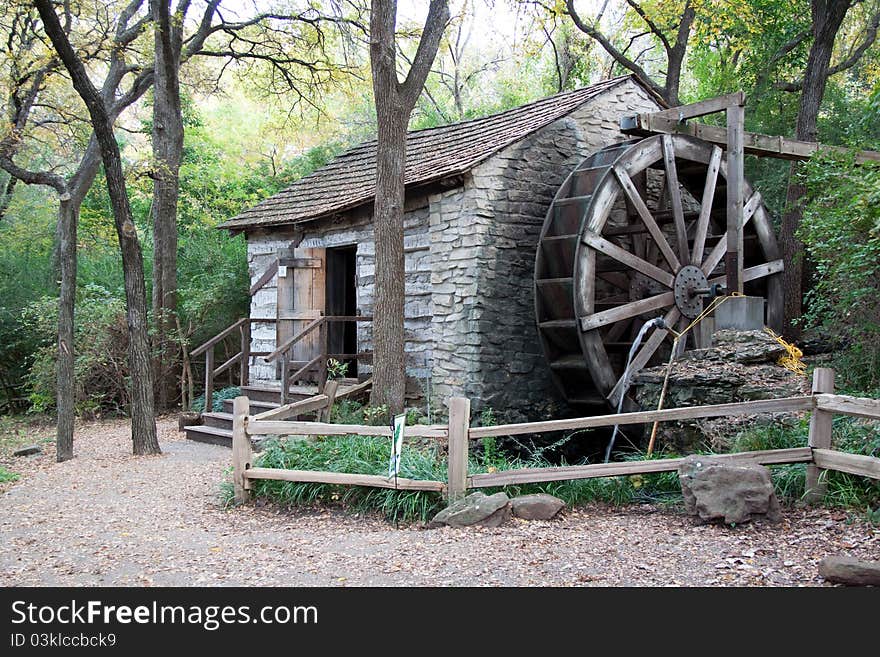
[21,285,129,416]
[191,386,240,413]
[801,153,880,389]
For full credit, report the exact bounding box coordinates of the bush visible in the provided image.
[21,285,129,416]
[801,153,880,389]
[191,386,241,413]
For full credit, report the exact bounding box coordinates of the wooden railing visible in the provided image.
[190,317,275,412]
[264,315,372,404]
[229,368,880,505]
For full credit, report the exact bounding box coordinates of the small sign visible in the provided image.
[278,265,288,278]
[387,413,406,479]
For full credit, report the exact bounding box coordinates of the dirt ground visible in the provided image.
[0,416,877,587]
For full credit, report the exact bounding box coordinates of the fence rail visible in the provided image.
[230,368,880,505]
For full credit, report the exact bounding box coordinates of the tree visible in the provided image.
[776,1,880,338]
[1,0,152,460]
[369,0,449,414]
[34,0,161,455]
[563,0,694,105]
[150,0,185,411]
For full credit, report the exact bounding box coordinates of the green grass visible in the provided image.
[0,465,19,483]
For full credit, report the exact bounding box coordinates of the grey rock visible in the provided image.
[819,556,880,586]
[678,455,782,525]
[13,445,41,457]
[428,492,511,528]
[511,493,565,520]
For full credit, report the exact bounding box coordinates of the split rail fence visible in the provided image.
[230,368,880,505]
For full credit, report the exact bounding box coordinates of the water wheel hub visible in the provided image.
[673,264,709,319]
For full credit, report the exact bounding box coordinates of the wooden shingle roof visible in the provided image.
[220,75,645,231]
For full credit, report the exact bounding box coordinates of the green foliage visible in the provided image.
[326,358,349,380]
[191,386,240,413]
[21,285,129,416]
[0,466,19,483]
[801,153,880,389]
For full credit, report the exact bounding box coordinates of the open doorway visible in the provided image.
[325,245,358,378]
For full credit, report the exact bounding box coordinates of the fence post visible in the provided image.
[447,397,470,501]
[320,379,340,422]
[204,349,214,414]
[232,396,252,504]
[281,351,290,405]
[805,367,835,504]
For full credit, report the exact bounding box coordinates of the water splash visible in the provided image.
[604,316,668,463]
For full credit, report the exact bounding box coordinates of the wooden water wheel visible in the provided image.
[534,134,783,411]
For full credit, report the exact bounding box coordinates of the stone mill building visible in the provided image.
[219,75,663,420]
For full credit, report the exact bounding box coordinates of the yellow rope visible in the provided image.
[763,327,807,376]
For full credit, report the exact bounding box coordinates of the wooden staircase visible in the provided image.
[183,381,364,446]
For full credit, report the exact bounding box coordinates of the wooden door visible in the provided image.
[276,247,326,380]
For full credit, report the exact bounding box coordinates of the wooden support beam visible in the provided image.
[806,368,835,504]
[244,467,446,492]
[468,447,812,488]
[726,102,745,294]
[467,396,814,439]
[447,397,470,501]
[815,393,880,420]
[812,449,880,480]
[649,92,746,122]
[232,396,253,504]
[621,113,880,164]
[247,419,448,439]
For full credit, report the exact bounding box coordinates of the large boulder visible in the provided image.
[511,493,565,520]
[428,492,511,528]
[819,556,880,586]
[678,455,782,525]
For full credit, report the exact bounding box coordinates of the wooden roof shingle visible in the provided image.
[220,75,644,231]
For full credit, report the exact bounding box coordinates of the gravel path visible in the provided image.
[0,417,877,586]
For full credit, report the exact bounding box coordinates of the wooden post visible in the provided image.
[446,397,470,501]
[240,321,250,388]
[317,320,328,393]
[805,367,835,504]
[204,349,214,414]
[232,396,253,504]
[725,101,745,294]
[320,379,340,422]
[281,351,290,405]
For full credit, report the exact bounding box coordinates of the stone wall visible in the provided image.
[429,78,662,420]
[245,205,432,386]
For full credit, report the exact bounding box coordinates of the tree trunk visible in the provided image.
[368,0,448,415]
[150,0,184,411]
[36,0,160,455]
[371,109,408,414]
[55,198,77,462]
[780,1,850,338]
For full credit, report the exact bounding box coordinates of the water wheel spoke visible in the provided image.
[579,291,674,332]
[709,259,783,285]
[701,238,727,276]
[662,135,690,264]
[608,306,681,405]
[691,145,722,264]
[582,230,674,288]
[613,166,680,272]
